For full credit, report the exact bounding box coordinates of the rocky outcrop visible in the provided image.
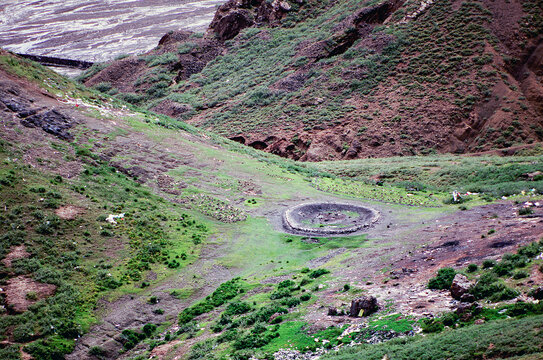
[208,0,293,40]
[450,274,474,300]
[0,87,75,140]
[21,109,76,140]
[349,296,379,317]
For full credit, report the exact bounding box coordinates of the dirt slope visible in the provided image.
[83,0,543,161]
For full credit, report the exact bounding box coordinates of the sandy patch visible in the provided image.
[55,204,86,220]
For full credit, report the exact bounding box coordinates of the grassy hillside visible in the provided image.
[81,0,543,160]
[1,52,543,360]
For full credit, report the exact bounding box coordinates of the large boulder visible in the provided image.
[349,296,379,317]
[450,274,473,300]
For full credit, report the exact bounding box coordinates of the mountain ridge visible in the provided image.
[81,0,543,161]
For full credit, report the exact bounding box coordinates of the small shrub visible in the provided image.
[489,287,519,302]
[278,279,295,289]
[88,346,106,357]
[225,301,251,316]
[513,271,529,279]
[421,318,444,333]
[280,297,301,308]
[428,268,456,290]
[25,291,38,301]
[518,242,542,258]
[482,259,497,269]
[518,207,534,215]
[270,288,291,300]
[467,264,478,273]
[308,268,330,278]
[142,323,157,337]
[300,294,311,301]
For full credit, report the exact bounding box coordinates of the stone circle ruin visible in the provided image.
[282,202,379,235]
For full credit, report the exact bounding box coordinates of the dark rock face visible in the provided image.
[450,274,473,300]
[530,286,543,300]
[349,296,379,317]
[213,9,254,41]
[21,109,75,140]
[0,87,75,140]
[208,0,291,41]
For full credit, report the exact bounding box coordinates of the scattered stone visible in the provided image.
[349,296,379,317]
[450,274,473,300]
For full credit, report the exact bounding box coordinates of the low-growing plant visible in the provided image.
[428,268,456,290]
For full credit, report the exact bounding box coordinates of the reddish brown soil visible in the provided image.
[3,276,56,313]
[1,245,30,268]
[83,0,543,161]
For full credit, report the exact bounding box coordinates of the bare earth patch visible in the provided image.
[55,204,86,220]
[3,276,56,313]
[1,245,30,268]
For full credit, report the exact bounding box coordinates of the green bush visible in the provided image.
[145,52,178,67]
[24,336,75,360]
[467,263,478,273]
[278,279,295,289]
[428,268,456,290]
[421,318,444,333]
[513,270,529,279]
[88,346,106,357]
[142,323,157,337]
[270,288,291,300]
[179,279,242,324]
[300,294,311,301]
[518,207,534,215]
[489,288,519,302]
[281,297,301,308]
[309,268,330,278]
[225,301,251,316]
[518,241,542,258]
[482,259,497,268]
[120,329,146,350]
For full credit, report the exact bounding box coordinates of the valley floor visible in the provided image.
[0,54,542,360]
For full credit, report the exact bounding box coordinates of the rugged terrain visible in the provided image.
[1,50,543,360]
[81,0,543,160]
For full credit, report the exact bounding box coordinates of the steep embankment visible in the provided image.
[82,0,543,161]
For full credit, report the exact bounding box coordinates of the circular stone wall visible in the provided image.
[282,202,379,235]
